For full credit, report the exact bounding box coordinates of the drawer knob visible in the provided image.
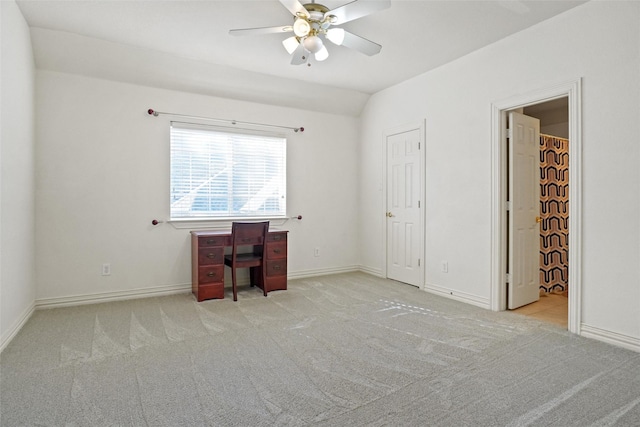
[207,253,216,259]
[207,272,216,277]
[206,239,216,245]
[273,265,281,270]
[273,248,281,254]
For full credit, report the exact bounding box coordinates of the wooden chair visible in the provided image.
[224,221,269,301]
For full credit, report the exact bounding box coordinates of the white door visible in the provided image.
[386,128,423,287]
[508,111,541,309]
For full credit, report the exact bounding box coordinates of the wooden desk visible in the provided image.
[190,230,288,302]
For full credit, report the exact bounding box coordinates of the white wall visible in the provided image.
[360,2,640,344]
[34,71,359,303]
[8,0,640,352]
[0,0,36,349]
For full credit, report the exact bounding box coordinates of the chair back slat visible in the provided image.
[232,222,268,246]
[231,221,269,257]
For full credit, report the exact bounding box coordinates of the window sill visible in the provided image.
[168,217,290,230]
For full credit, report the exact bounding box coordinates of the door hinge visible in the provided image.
[418,259,421,267]
[506,201,512,211]
[506,273,511,284]
[418,200,421,208]
[506,128,512,139]
[418,141,421,149]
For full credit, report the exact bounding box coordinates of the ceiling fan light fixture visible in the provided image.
[293,18,310,37]
[303,35,324,53]
[326,28,345,45]
[229,0,390,66]
[282,36,299,54]
[315,45,329,61]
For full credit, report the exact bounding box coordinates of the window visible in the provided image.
[170,123,286,220]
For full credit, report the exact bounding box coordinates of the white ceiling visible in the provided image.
[16,0,586,116]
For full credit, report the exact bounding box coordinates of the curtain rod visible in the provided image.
[147,109,304,133]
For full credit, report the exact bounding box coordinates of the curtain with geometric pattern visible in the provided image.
[539,134,569,293]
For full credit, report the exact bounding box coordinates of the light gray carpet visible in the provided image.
[1,272,639,426]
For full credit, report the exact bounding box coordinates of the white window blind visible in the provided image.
[170,123,286,219]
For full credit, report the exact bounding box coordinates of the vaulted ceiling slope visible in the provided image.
[17,0,586,116]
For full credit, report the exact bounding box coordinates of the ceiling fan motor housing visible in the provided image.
[302,3,330,16]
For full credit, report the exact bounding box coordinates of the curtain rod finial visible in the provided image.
[147,109,159,117]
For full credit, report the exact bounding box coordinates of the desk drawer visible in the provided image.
[266,259,287,277]
[198,265,224,284]
[196,283,224,301]
[198,248,224,265]
[266,241,287,260]
[266,232,287,243]
[266,275,287,291]
[198,236,227,248]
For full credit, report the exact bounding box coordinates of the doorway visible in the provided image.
[490,79,582,334]
[510,98,569,327]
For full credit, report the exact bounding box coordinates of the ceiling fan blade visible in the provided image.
[339,30,382,56]
[290,43,309,65]
[229,25,293,36]
[326,0,390,25]
[279,0,309,18]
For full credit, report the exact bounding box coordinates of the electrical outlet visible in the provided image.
[102,263,111,276]
[314,247,320,257]
[441,261,448,273]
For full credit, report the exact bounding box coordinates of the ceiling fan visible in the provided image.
[229,0,391,66]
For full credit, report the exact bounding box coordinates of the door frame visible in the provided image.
[382,120,426,288]
[490,79,582,334]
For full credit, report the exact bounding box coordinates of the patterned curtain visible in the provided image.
[539,135,569,293]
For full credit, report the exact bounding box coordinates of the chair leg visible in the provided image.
[262,263,267,297]
[232,266,238,302]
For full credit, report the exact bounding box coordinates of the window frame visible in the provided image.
[168,122,287,224]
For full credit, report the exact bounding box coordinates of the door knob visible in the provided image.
[386,212,394,218]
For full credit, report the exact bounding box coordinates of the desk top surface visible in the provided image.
[190,229,288,237]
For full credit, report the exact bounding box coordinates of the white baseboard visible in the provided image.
[288,265,359,280]
[1,301,35,353]
[423,283,491,309]
[33,267,362,310]
[358,265,383,277]
[580,324,640,353]
[35,283,192,309]
[34,267,364,310]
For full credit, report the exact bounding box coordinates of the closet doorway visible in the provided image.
[490,79,582,334]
